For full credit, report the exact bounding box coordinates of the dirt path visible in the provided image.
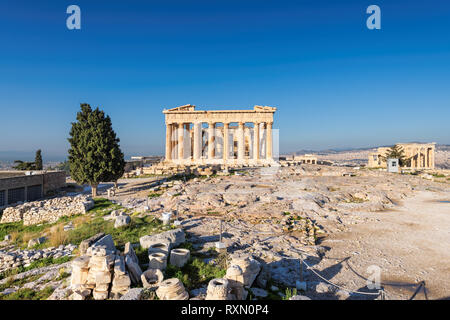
[317,190,450,300]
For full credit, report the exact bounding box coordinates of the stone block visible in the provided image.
[156,278,189,300]
[139,229,185,249]
[114,215,131,228]
[79,233,105,255]
[95,271,112,284]
[93,289,109,300]
[205,278,230,300]
[141,269,164,289]
[148,242,170,256]
[119,288,143,300]
[90,234,116,252]
[124,242,139,265]
[169,248,190,268]
[72,255,90,268]
[148,252,167,270]
[125,254,142,285]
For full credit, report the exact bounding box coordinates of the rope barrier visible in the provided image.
[195,216,387,298]
[409,281,428,300]
[300,257,382,297]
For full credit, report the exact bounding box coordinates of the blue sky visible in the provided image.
[0,0,449,161]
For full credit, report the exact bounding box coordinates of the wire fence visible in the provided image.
[199,216,429,300]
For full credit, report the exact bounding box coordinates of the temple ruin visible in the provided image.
[368,143,436,169]
[163,105,276,166]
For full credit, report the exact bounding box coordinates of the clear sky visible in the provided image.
[0,0,449,161]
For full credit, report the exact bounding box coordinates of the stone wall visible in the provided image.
[0,195,94,225]
[0,171,66,207]
[0,174,43,191]
[42,171,67,195]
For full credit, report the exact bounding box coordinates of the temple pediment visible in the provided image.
[166,104,196,112]
[254,105,277,112]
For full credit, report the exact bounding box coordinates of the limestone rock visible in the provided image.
[148,242,170,256]
[148,252,167,270]
[250,287,268,298]
[225,265,247,300]
[141,269,164,289]
[88,254,115,271]
[72,255,90,268]
[169,248,190,268]
[156,278,189,300]
[93,289,109,300]
[119,288,143,300]
[205,278,230,300]
[227,254,261,287]
[27,237,46,248]
[314,282,333,294]
[335,289,350,300]
[0,195,94,225]
[90,234,116,252]
[114,215,131,228]
[125,254,143,285]
[79,233,105,255]
[139,229,185,249]
[124,242,139,264]
[113,255,127,275]
[289,295,311,300]
[71,289,91,300]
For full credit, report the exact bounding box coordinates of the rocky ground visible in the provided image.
[102,164,449,299]
[0,164,449,300]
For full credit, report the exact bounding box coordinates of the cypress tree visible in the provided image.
[35,149,43,170]
[68,103,125,197]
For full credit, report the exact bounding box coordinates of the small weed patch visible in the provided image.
[0,286,55,300]
[165,257,226,290]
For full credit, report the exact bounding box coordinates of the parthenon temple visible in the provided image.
[163,105,277,166]
[368,143,436,170]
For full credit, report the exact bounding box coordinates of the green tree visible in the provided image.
[34,149,43,170]
[12,160,35,170]
[383,144,408,166]
[68,103,125,197]
[56,160,71,175]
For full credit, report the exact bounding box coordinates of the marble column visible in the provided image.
[223,123,229,162]
[178,123,184,160]
[431,147,435,168]
[165,124,172,160]
[260,123,266,159]
[253,122,260,160]
[238,122,245,161]
[266,122,273,160]
[208,122,215,160]
[184,123,190,159]
[193,122,201,160]
[417,149,420,167]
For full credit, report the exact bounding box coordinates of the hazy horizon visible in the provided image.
[1,142,448,163]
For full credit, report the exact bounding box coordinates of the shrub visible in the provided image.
[282,287,297,300]
[0,286,55,300]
